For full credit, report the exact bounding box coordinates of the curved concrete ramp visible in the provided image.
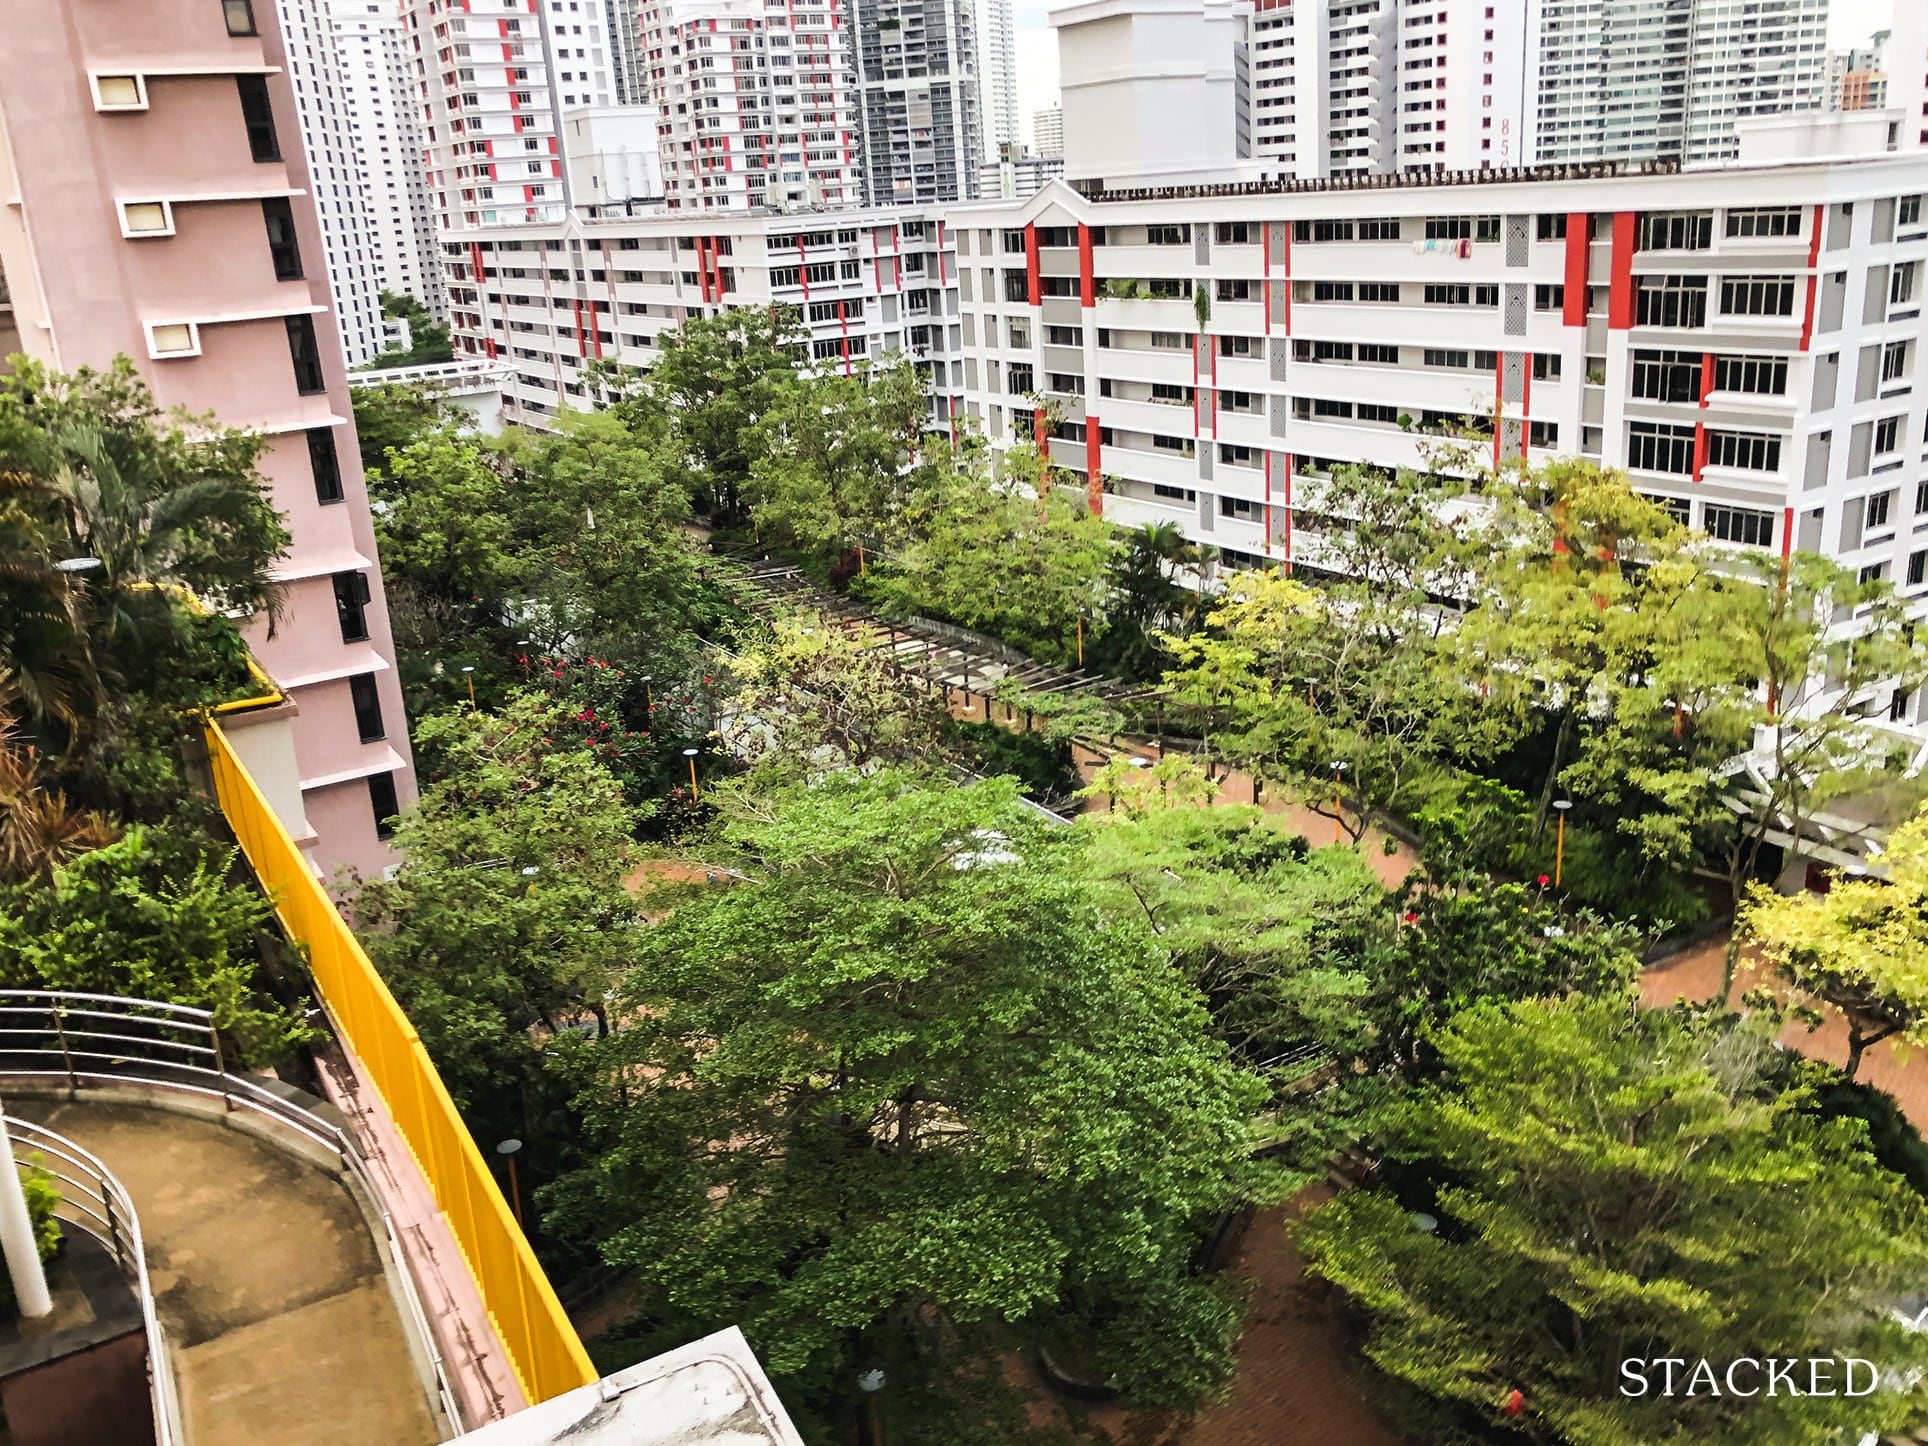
[17,1099,440,1446]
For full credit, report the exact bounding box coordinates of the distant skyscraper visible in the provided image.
[273,0,384,363]
[328,0,444,319]
[1827,30,1890,112]
[1531,0,1829,167]
[1031,104,1063,159]
[606,0,647,103]
[975,0,1019,164]
[854,0,984,204]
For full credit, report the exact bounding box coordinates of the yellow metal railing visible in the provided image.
[202,721,597,1408]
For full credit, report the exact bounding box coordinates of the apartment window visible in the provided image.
[1359,219,1401,241]
[1424,284,1472,306]
[1216,279,1255,302]
[1714,355,1789,395]
[1705,431,1781,472]
[1214,222,1255,244]
[1045,325,1081,346]
[1529,420,1559,448]
[1725,206,1802,239]
[1535,214,1568,240]
[1868,490,1896,531]
[1534,284,1565,311]
[1639,213,1713,252]
[1911,550,1927,587]
[1917,478,1928,516]
[1151,434,1195,456]
[1149,331,1188,349]
[1892,262,1918,308]
[1359,282,1399,303]
[1219,335,1258,358]
[237,76,280,162]
[285,315,325,393]
[349,672,385,743]
[262,198,301,280]
[368,771,400,841]
[1630,350,1701,403]
[1719,276,1796,318]
[223,0,258,36]
[1146,224,1190,245]
[1360,403,1398,425]
[1636,276,1707,329]
[307,428,342,503]
[1704,504,1775,547]
[1861,563,1889,585]
[1219,496,1259,520]
[1218,443,1259,467]
[1876,416,1904,456]
[1312,281,1355,302]
[1312,398,1354,419]
[1293,219,1354,242]
[1149,382,1190,404]
[1358,343,1398,364]
[1626,421,1696,474]
[1152,483,1195,502]
[333,570,371,643]
[1423,348,1470,368]
[1532,354,1563,381]
[1903,196,1924,229]
[1882,341,1912,384]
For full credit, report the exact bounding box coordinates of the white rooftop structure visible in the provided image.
[453,1329,805,1446]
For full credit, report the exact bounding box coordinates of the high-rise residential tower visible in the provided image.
[1032,104,1063,159]
[854,0,985,204]
[400,0,620,230]
[0,0,417,879]
[274,0,386,363]
[975,0,1019,164]
[1531,0,1830,167]
[634,0,862,210]
[329,0,446,318]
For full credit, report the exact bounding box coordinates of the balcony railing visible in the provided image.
[202,723,596,1407]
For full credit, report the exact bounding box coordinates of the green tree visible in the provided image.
[1090,522,1206,682]
[0,357,288,657]
[354,694,647,1114]
[745,356,934,557]
[349,378,452,476]
[361,288,454,369]
[648,306,810,523]
[0,468,93,737]
[876,449,1111,665]
[1741,802,1928,1078]
[1077,803,1383,1071]
[0,825,308,1065]
[1298,996,1928,1446]
[551,769,1282,1441]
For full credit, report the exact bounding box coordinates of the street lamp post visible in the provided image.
[1552,800,1573,887]
[641,674,654,715]
[684,747,701,802]
[495,1138,525,1228]
[461,664,477,712]
[1330,761,1348,846]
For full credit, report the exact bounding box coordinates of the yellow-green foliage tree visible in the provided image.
[1742,806,1928,1078]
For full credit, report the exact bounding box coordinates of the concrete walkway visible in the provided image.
[16,1099,440,1446]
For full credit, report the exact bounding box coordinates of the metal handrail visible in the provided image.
[5,1114,179,1446]
[0,990,463,1434]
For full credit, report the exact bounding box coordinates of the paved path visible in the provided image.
[18,1099,440,1446]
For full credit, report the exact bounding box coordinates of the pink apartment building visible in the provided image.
[0,0,417,882]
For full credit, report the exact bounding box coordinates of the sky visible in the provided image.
[1013,0,1898,152]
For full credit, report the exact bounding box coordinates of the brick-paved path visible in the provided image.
[1042,1191,1405,1446]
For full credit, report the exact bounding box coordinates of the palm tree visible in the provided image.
[0,468,95,738]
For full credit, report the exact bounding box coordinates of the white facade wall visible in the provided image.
[565,104,667,206]
[948,160,1928,735]
[276,0,385,364]
[329,0,446,319]
[401,0,618,232]
[1055,0,1257,189]
[1893,7,1928,150]
[441,206,962,427]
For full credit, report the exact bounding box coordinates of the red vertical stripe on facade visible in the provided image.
[1520,359,1532,464]
[1282,227,1292,335]
[1262,224,1272,333]
[1282,451,1293,573]
[1693,423,1707,482]
[1563,213,1589,326]
[1025,223,1041,308]
[1781,507,1795,560]
[797,237,809,300]
[1078,225,1095,307]
[1700,351,1715,406]
[570,297,588,358]
[1607,212,1637,330]
[1493,351,1505,473]
[1800,205,1824,350]
[1086,421,1103,516]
